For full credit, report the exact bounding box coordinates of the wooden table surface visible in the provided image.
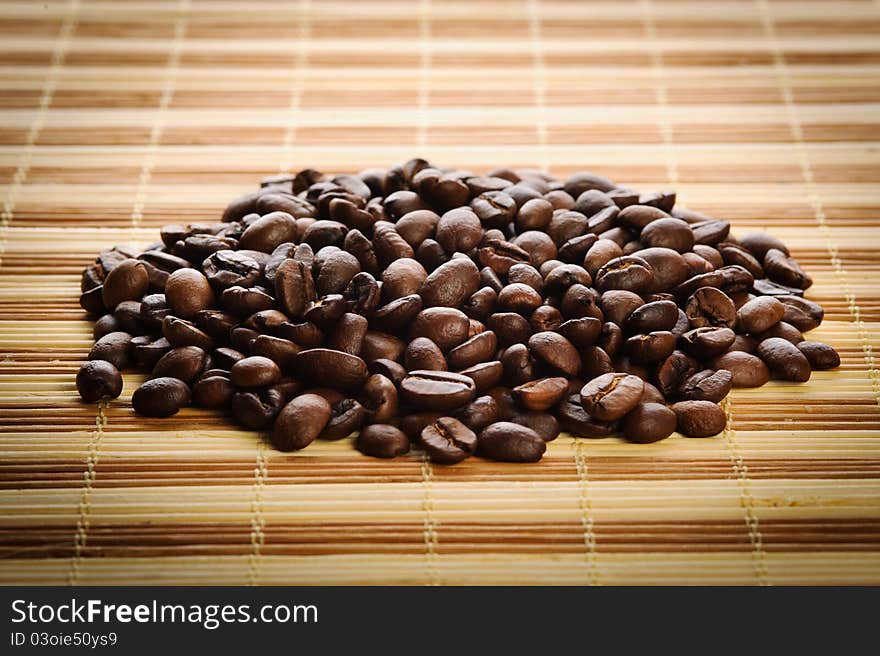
[0,0,879,585]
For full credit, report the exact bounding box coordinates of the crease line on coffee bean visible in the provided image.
[757,0,879,405]
[75,159,841,470]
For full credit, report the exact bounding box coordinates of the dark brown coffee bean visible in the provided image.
[193,374,235,409]
[685,287,737,329]
[369,358,408,386]
[597,322,623,358]
[509,412,560,442]
[764,248,812,289]
[151,346,206,384]
[556,394,616,437]
[739,232,789,260]
[221,286,273,317]
[672,400,726,437]
[595,255,654,294]
[76,360,123,402]
[514,231,558,268]
[396,209,440,247]
[410,307,470,351]
[692,245,723,269]
[343,272,381,317]
[231,389,284,429]
[656,350,700,397]
[458,361,504,393]
[162,316,213,351]
[691,220,731,246]
[625,331,676,363]
[513,377,568,411]
[728,334,758,354]
[271,393,332,451]
[471,191,517,229]
[92,314,120,340]
[719,242,764,279]
[319,398,365,440]
[405,337,447,371]
[303,294,346,330]
[527,331,580,377]
[617,204,668,231]
[501,343,537,387]
[477,422,546,463]
[621,402,677,443]
[360,374,399,424]
[88,331,132,370]
[435,208,482,254]
[165,268,215,320]
[446,331,497,370]
[515,198,554,232]
[132,377,191,418]
[274,259,315,319]
[580,372,644,421]
[476,239,531,277]
[555,317,600,348]
[711,351,771,387]
[757,337,811,382]
[202,249,261,291]
[755,320,804,345]
[639,218,694,253]
[102,259,149,310]
[455,396,500,432]
[421,417,477,464]
[681,326,736,359]
[497,283,543,315]
[400,370,476,410]
[543,264,592,296]
[229,355,282,388]
[294,349,369,391]
[356,424,410,458]
[564,171,616,197]
[737,296,784,334]
[382,258,427,302]
[679,369,733,403]
[797,341,840,370]
[778,295,823,332]
[625,300,678,333]
[419,257,480,308]
[315,250,360,296]
[461,286,497,320]
[641,382,666,404]
[360,331,406,363]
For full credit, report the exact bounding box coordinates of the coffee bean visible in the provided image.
[672,400,726,437]
[272,393,332,451]
[497,283,543,315]
[102,259,149,311]
[239,211,298,252]
[685,287,736,329]
[165,269,215,320]
[797,341,840,370]
[737,296,784,334]
[513,377,568,411]
[436,208,483,254]
[621,402,677,443]
[711,351,771,387]
[162,316,213,351]
[76,360,123,402]
[477,422,546,463]
[510,412,560,442]
[757,337,811,382]
[764,248,811,289]
[360,331,406,363]
[275,259,315,318]
[557,394,616,437]
[455,396,500,432]
[656,350,700,397]
[526,331,580,377]
[624,331,676,363]
[580,372,644,421]
[400,370,476,410]
[419,257,480,308]
[294,349,369,391]
[778,295,823,332]
[356,424,410,458]
[624,300,678,333]
[405,337,447,372]
[202,250,261,291]
[360,374,398,424]
[679,369,733,403]
[756,320,804,345]
[89,331,132,370]
[410,307,470,351]
[326,312,368,356]
[421,417,477,464]
[681,326,736,359]
[446,331,497,370]
[193,373,235,409]
[458,361,504,393]
[640,218,694,253]
[132,377,191,418]
[596,256,654,294]
[230,356,281,388]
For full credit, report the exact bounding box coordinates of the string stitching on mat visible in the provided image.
[757,0,880,406]
[721,397,770,585]
[279,0,312,174]
[0,0,79,262]
[130,0,190,231]
[248,442,269,585]
[68,401,107,585]
[420,452,440,585]
[527,0,549,172]
[641,0,679,185]
[573,439,600,585]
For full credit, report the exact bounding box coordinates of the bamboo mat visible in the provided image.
[0,0,879,586]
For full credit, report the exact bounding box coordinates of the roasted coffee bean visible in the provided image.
[419,257,480,308]
[92,314,120,339]
[202,249,261,291]
[681,326,736,359]
[89,331,132,370]
[462,286,497,320]
[326,312,368,356]
[471,191,517,229]
[640,218,694,253]
[529,304,562,333]
[356,424,410,458]
[557,394,616,437]
[239,211,298,252]
[165,268,215,320]
[719,242,764,279]
[455,396,500,432]
[152,346,207,384]
[303,294,346,329]
[410,307,470,351]
[679,369,733,403]
[656,350,700,397]
[672,400,726,438]
[193,373,235,408]
[477,422,546,463]
[275,259,315,318]
[436,208,483,254]
[797,341,840,370]
[405,337,447,371]
[528,331,581,377]
[382,258,427,302]
[625,331,676,363]
[737,296,784,334]
[685,287,737,329]
[510,412,560,442]
[486,312,532,346]
[102,259,149,310]
[360,374,399,424]
[446,331,497,370]
[459,361,504,393]
[513,377,568,411]
[360,331,406,363]
[162,316,213,351]
[477,239,531,276]
[764,248,812,289]
[757,337,811,382]
[597,322,623,358]
[294,349,369,391]
[515,198,554,232]
[421,417,477,464]
[624,300,678,333]
[272,393,332,452]
[711,351,771,387]
[778,295,823,332]
[581,372,644,421]
[756,320,804,345]
[621,402,677,443]
[501,343,537,387]
[318,398,365,440]
[497,283,543,315]
[315,250,360,296]
[232,389,284,429]
[595,256,654,294]
[400,370,476,410]
[132,377,191,418]
[739,232,789,260]
[230,355,281,388]
[76,360,123,402]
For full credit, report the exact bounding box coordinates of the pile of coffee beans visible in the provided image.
[76,160,840,464]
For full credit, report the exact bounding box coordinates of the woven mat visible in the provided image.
[1,0,879,585]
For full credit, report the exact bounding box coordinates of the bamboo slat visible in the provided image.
[0,0,879,585]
